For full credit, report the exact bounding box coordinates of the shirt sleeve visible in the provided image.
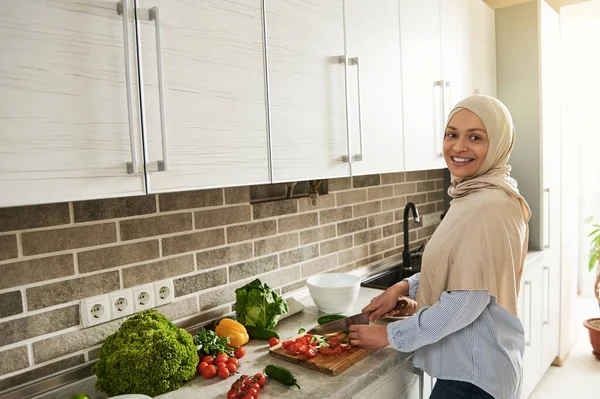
[387,290,490,352]
[403,272,420,300]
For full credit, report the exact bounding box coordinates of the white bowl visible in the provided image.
[307,273,361,314]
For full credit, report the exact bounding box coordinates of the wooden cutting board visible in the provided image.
[269,332,372,376]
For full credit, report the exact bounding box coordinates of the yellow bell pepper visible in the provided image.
[215,318,249,347]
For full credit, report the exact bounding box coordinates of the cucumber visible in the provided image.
[317,314,347,325]
[246,325,280,340]
[265,364,300,389]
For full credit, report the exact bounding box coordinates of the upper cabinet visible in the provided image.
[470,0,497,97]
[137,0,270,193]
[266,0,349,182]
[0,0,146,207]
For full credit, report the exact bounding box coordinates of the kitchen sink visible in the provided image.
[361,246,423,290]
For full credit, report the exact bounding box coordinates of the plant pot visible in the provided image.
[584,318,600,360]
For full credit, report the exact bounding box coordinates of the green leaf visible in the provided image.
[587,228,600,239]
[589,247,600,272]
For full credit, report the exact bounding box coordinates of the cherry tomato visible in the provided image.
[268,337,280,347]
[215,353,229,364]
[333,346,342,355]
[307,347,318,358]
[319,347,333,356]
[240,374,250,381]
[340,344,351,352]
[286,343,299,355]
[198,361,208,373]
[295,337,307,345]
[241,395,253,399]
[219,367,231,379]
[202,355,215,365]
[253,373,267,387]
[304,333,313,340]
[201,364,217,378]
[282,340,294,349]
[251,382,261,392]
[241,384,252,394]
[226,357,239,367]
[227,389,240,399]
[226,363,238,374]
[298,344,309,355]
[232,380,243,390]
[234,346,246,359]
[328,337,341,349]
[216,361,227,370]
[310,340,319,347]
[247,388,259,398]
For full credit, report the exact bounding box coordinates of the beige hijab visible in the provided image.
[416,95,531,316]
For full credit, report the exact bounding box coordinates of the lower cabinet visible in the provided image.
[352,362,421,399]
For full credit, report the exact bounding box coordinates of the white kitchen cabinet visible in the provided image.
[470,0,497,96]
[352,361,420,399]
[266,0,350,182]
[137,0,270,193]
[0,0,145,207]
[344,0,404,176]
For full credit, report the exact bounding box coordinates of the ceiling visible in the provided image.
[484,0,590,12]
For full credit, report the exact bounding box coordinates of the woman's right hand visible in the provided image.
[362,281,409,322]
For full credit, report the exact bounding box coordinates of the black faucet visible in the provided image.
[403,202,421,268]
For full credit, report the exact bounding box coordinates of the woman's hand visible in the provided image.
[362,281,408,322]
[381,297,418,318]
[348,325,389,349]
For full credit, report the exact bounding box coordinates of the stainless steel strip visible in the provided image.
[434,80,444,157]
[341,1,352,164]
[133,0,150,184]
[261,0,274,182]
[544,188,551,249]
[543,266,550,325]
[149,6,168,172]
[525,280,532,346]
[349,56,364,162]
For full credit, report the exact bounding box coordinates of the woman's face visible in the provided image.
[443,109,489,178]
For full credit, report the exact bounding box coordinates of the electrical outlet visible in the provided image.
[153,278,174,307]
[80,294,110,328]
[108,289,134,319]
[132,283,155,312]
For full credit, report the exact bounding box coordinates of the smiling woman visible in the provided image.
[443,110,489,178]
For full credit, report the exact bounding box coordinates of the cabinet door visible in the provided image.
[345,0,404,176]
[138,0,269,193]
[399,0,446,172]
[0,0,145,207]
[469,0,497,97]
[267,0,349,182]
[521,260,544,399]
[440,0,472,110]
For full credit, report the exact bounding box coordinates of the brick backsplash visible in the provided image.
[0,170,445,392]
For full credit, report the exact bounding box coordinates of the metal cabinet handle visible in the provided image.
[543,266,550,325]
[544,188,551,249]
[149,7,169,171]
[433,80,444,157]
[348,57,364,162]
[117,0,139,174]
[524,280,532,346]
[339,54,352,164]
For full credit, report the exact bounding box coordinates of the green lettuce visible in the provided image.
[235,279,288,329]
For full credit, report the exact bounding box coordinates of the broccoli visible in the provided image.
[93,309,199,397]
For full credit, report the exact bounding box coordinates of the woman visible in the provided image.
[349,95,531,399]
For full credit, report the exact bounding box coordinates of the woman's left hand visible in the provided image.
[348,325,390,349]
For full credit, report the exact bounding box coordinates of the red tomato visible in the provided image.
[226,357,239,367]
[234,346,246,359]
[253,373,267,387]
[298,344,309,355]
[202,355,215,365]
[201,364,217,378]
[215,353,229,364]
[340,344,351,352]
[227,389,240,399]
[218,367,231,379]
[333,346,342,355]
[295,337,307,345]
[226,363,238,374]
[232,380,243,390]
[216,361,227,370]
[268,337,280,347]
[198,361,208,373]
[307,347,318,358]
[319,347,334,356]
[241,395,253,399]
[328,337,341,349]
[251,382,261,392]
[247,388,259,398]
[304,334,313,341]
[282,340,294,349]
[310,340,319,347]
[286,343,300,355]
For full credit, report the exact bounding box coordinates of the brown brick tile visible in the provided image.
[382,197,406,211]
[73,195,156,222]
[0,203,70,233]
[381,172,405,185]
[407,193,427,205]
[354,228,383,245]
[333,263,356,273]
[257,266,301,290]
[278,213,318,233]
[419,203,437,215]
[320,207,352,224]
[78,240,159,273]
[197,243,253,270]
[162,229,225,256]
[368,212,394,228]
[395,234,406,250]
[0,355,85,392]
[336,189,367,206]
[120,213,192,241]
[410,238,429,250]
[383,224,402,237]
[280,245,319,267]
[0,346,29,376]
[254,233,299,256]
[300,225,336,245]
[123,255,195,287]
[225,187,250,204]
[298,194,335,212]
[0,254,74,290]
[320,236,353,255]
[409,230,418,242]
[436,179,445,190]
[427,169,444,179]
[88,347,101,361]
[353,201,381,217]
[158,297,199,322]
[384,248,403,258]
[301,254,338,277]
[199,286,237,311]
[227,220,277,243]
[22,223,116,256]
[356,254,384,268]
[195,205,251,229]
[179,307,231,330]
[253,199,298,220]
[0,305,79,346]
[0,235,17,261]
[436,200,445,212]
[159,189,223,211]
[328,177,351,191]
[339,245,369,265]
[27,272,119,311]
[0,291,23,319]
[427,190,444,202]
[369,237,396,255]
[394,183,417,196]
[32,319,121,363]
[337,218,367,235]
[229,255,279,281]
[174,268,228,297]
[406,171,428,182]
[417,181,436,192]
[418,225,438,239]
[282,280,307,294]
[352,175,381,188]
[367,186,394,201]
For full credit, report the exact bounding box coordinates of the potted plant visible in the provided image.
[584,216,600,359]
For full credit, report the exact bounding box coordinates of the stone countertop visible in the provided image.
[36,287,416,399]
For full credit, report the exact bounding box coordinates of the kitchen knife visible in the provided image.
[307,311,371,335]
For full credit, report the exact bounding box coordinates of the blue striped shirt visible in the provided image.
[387,273,525,399]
